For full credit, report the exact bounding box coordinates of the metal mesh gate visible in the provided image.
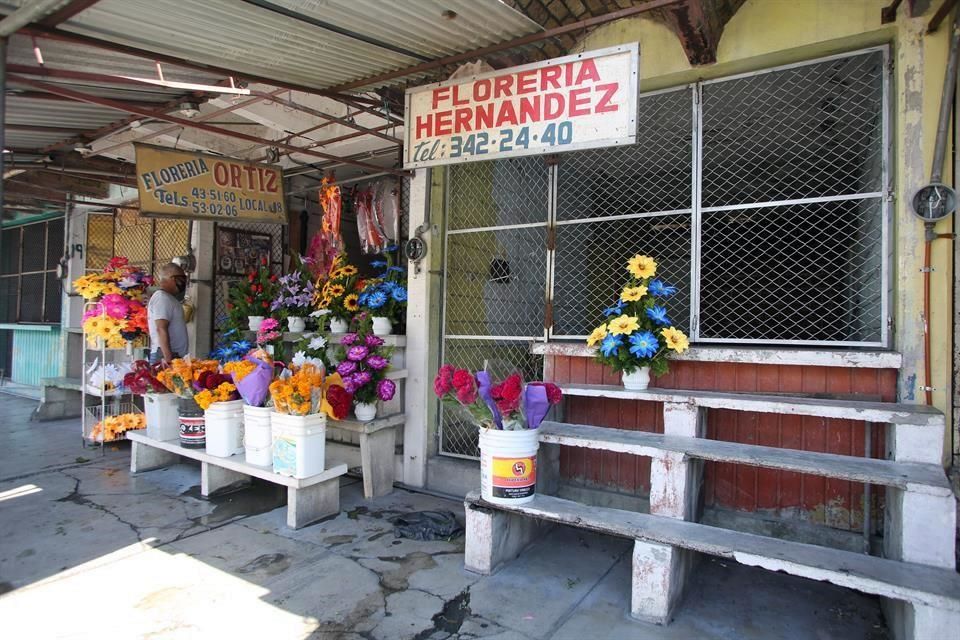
[438,48,890,458]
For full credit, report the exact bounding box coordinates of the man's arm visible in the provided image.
[155,318,173,363]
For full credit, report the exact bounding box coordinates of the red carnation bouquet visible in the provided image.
[433,367,562,430]
[122,360,168,395]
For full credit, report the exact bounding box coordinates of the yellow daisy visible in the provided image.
[586,324,607,347]
[328,284,345,297]
[660,326,690,353]
[344,293,359,312]
[621,285,647,302]
[608,314,640,335]
[627,254,657,279]
[339,265,358,276]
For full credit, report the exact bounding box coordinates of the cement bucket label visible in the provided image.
[179,416,206,448]
[491,456,536,499]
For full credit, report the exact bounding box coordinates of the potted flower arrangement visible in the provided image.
[332,329,396,421]
[314,253,360,333]
[271,254,315,333]
[73,256,153,351]
[358,253,407,336]
[433,367,562,505]
[227,258,276,332]
[123,360,178,441]
[156,358,221,448]
[224,348,283,466]
[586,254,690,390]
[268,363,328,478]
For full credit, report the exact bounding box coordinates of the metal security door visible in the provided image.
[439,157,549,458]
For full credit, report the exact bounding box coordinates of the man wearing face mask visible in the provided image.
[148,263,190,365]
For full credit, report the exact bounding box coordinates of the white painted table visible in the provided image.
[127,431,347,529]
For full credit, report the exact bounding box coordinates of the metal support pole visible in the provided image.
[932,8,960,183]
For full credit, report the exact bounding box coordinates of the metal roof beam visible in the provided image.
[8,90,164,109]
[11,74,408,176]
[0,0,67,37]
[253,93,401,144]
[325,0,686,92]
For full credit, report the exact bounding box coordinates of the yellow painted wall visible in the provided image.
[574,0,956,461]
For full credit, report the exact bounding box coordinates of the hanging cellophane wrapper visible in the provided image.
[307,177,343,278]
[356,179,400,254]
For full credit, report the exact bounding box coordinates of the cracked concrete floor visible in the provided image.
[0,395,888,639]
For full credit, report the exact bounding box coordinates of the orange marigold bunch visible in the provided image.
[269,364,324,415]
[195,382,238,410]
[90,412,146,442]
[156,358,220,398]
[223,359,257,382]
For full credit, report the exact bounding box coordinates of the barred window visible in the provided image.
[0,218,64,324]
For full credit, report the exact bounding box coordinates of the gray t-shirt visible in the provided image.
[147,290,189,358]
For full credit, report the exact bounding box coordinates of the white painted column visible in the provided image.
[402,168,431,487]
[189,221,215,358]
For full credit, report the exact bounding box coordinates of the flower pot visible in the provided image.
[622,367,651,390]
[479,426,539,505]
[287,316,306,333]
[371,316,393,336]
[248,315,265,331]
[354,402,377,422]
[329,317,349,333]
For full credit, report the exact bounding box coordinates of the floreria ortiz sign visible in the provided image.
[135,144,287,224]
[403,44,638,168]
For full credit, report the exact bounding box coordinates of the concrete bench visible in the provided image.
[464,492,960,635]
[34,376,84,421]
[328,413,404,499]
[127,431,347,529]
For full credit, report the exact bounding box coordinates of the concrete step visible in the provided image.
[464,491,960,612]
[559,384,944,427]
[538,421,952,496]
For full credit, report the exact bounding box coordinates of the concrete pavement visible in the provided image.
[0,394,888,639]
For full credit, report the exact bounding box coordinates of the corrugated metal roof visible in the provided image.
[45,0,541,90]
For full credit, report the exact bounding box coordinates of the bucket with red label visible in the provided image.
[177,397,205,448]
[479,427,539,505]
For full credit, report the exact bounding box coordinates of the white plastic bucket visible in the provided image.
[144,393,179,441]
[244,405,273,466]
[205,400,244,458]
[479,427,539,505]
[271,412,327,478]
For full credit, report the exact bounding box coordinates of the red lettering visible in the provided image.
[265,170,277,193]
[564,62,573,87]
[544,93,564,119]
[432,87,450,109]
[595,82,619,113]
[213,162,229,186]
[474,103,494,130]
[516,70,537,95]
[452,85,469,106]
[574,59,601,85]
[568,87,591,117]
[494,101,519,127]
[435,110,453,136]
[493,75,513,99]
[519,96,541,124]
[229,164,242,188]
[541,66,562,91]
[243,165,257,190]
[416,114,433,140]
[454,107,472,133]
[474,79,492,102]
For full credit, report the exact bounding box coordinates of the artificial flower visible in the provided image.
[648,279,677,298]
[646,305,670,326]
[661,327,690,353]
[627,254,657,279]
[344,293,359,311]
[365,335,385,348]
[491,373,523,414]
[452,368,474,391]
[621,286,647,302]
[600,334,623,357]
[366,290,388,309]
[377,379,396,402]
[434,364,455,396]
[337,360,358,376]
[308,335,327,350]
[608,314,640,335]
[628,331,659,359]
[586,325,607,347]
[603,301,625,317]
[347,345,369,362]
[341,333,358,345]
[365,354,389,370]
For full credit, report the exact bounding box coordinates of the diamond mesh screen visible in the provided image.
[448,157,548,230]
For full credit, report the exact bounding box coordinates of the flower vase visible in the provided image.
[371,316,393,336]
[354,402,377,422]
[329,317,349,333]
[622,367,651,390]
[287,316,306,333]
[248,315,265,331]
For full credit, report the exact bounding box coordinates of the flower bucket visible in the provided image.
[248,315,265,331]
[479,427,539,505]
[177,397,205,448]
[354,402,377,422]
[287,316,306,333]
[329,317,349,333]
[243,405,273,466]
[622,367,651,390]
[371,316,393,336]
[271,411,327,478]
[205,399,244,458]
[144,392,179,441]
